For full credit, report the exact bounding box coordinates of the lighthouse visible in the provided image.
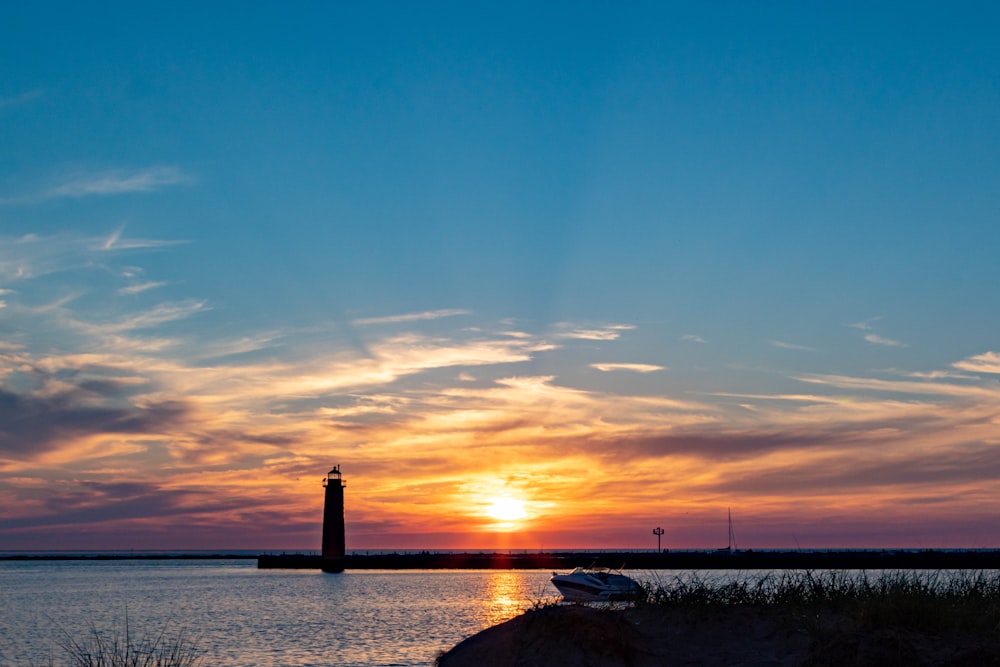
[321,465,346,573]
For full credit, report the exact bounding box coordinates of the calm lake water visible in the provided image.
[0,559,562,667]
[8,560,977,665]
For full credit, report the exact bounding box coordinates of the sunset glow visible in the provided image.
[2,4,1000,553]
[486,497,528,524]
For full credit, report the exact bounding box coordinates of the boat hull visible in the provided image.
[550,568,641,602]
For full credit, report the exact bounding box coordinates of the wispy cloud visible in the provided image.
[590,363,664,373]
[2,166,192,204]
[47,166,191,198]
[40,300,209,341]
[702,391,847,404]
[0,230,183,284]
[118,281,168,295]
[794,372,995,398]
[864,333,908,348]
[351,309,471,326]
[682,334,706,344]
[318,395,405,419]
[848,318,907,347]
[848,317,882,331]
[555,324,635,340]
[884,368,976,380]
[195,333,285,361]
[953,351,1000,374]
[99,226,187,251]
[770,340,815,351]
[0,89,44,110]
[91,300,210,333]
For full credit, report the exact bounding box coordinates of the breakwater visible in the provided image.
[257,549,1000,570]
[1,553,257,561]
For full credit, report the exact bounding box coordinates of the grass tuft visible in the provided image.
[49,615,201,667]
[639,569,1000,636]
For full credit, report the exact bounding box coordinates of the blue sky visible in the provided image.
[2,2,1000,550]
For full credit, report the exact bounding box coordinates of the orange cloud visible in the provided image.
[3,247,1000,550]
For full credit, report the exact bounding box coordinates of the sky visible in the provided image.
[2,2,1000,552]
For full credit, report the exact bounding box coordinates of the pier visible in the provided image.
[257,549,1000,571]
[4,549,997,569]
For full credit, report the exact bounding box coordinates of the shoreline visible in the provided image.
[435,602,1000,667]
[439,569,1000,666]
[260,548,1000,570]
[4,548,1000,570]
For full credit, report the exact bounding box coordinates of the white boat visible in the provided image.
[550,566,642,601]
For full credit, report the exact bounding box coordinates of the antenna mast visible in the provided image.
[728,507,737,552]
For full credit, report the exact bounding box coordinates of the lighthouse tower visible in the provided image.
[321,465,346,573]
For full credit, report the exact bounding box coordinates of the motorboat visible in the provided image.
[550,566,642,602]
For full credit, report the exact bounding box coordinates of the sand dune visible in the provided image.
[437,603,1000,666]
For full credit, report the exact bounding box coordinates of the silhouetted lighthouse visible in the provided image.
[321,465,346,573]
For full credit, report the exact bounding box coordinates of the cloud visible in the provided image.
[0,230,184,283]
[5,233,1000,551]
[847,318,907,347]
[769,340,815,351]
[239,334,556,400]
[864,333,908,348]
[195,333,285,360]
[1,166,192,204]
[351,309,471,326]
[99,226,187,251]
[68,300,209,334]
[0,89,43,110]
[46,166,191,199]
[682,334,706,344]
[0,480,252,534]
[318,395,406,419]
[118,281,168,295]
[499,330,533,339]
[702,391,846,405]
[953,351,1000,375]
[0,383,188,460]
[848,317,881,331]
[884,368,976,380]
[555,324,635,340]
[5,329,1000,549]
[590,363,664,373]
[710,445,1000,496]
[794,372,995,399]
[592,429,844,462]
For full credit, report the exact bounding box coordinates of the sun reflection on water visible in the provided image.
[477,571,557,630]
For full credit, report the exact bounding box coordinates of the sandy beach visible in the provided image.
[436,603,1000,666]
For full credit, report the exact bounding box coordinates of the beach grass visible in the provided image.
[46,618,201,667]
[439,570,1000,666]
[639,569,1000,636]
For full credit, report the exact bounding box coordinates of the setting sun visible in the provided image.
[486,497,527,522]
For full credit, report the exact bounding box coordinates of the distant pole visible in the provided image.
[652,526,665,553]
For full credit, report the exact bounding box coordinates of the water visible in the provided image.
[6,561,994,665]
[0,560,559,666]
